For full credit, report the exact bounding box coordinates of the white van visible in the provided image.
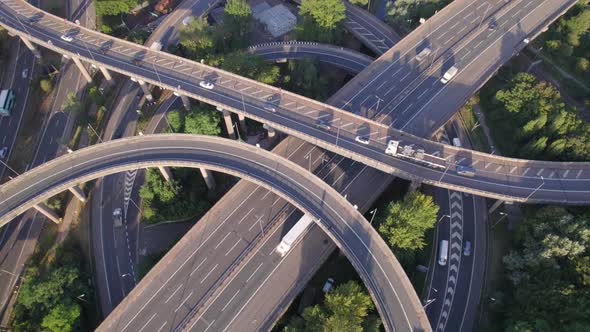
[438,240,449,266]
[452,137,462,147]
[440,66,458,84]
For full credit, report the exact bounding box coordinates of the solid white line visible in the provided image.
[246,262,264,283]
[225,239,241,256]
[174,291,194,312]
[203,319,216,332]
[189,257,207,277]
[138,313,157,332]
[236,208,254,224]
[155,321,167,332]
[200,264,218,284]
[221,290,241,312]
[164,284,183,304]
[215,232,232,249]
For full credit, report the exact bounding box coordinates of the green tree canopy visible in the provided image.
[500,206,590,331]
[377,191,439,251]
[284,281,379,332]
[220,51,279,84]
[41,303,81,332]
[179,16,219,60]
[296,0,346,44]
[223,0,252,50]
[95,0,137,16]
[184,107,221,136]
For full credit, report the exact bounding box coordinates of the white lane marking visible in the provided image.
[563,170,570,178]
[138,313,157,332]
[237,208,254,224]
[522,168,530,176]
[164,284,183,303]
[225,239,242,256]
[249,214,265,232]
[189,257,208,277]
[576,170,583,179]
[536,169,544,177]
[246,262,264,283]
[214,232,232,249]
[221,289,241,312]
[174,291,194,313]
[155,321,168,332]
[200,264,218,284]
[510,166,517,174]
[203,320,216,332]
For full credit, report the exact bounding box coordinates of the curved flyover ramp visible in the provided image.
[0,134,430,332]
[248,41,374,74]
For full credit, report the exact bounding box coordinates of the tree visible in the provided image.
[179,16,218,60]
[220,51,279,84]
[41,303,81,332]
[223,0,252,50]
[184,108,221,136]
[284,281,378,332]
[377,191,439,251]
[296,0,346,44]
[166,109,185,133]
[40,79,53,93]
[62,92,82,114]
[95,0,137,16]
[285,57,328,101]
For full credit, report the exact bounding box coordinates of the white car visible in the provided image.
[21,69,29,79]
[60,34,73,42]
[322,277,334,293]
[355,135,370,145]
[113,208,122,227]
[263,103,277,113]
[440,66,458,84]
[0,147,8,159]
[182,16,191,25]
[199,80,214,90]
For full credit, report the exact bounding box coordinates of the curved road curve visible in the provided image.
[0,134,430,332]
[1,0,587,203]
[248,40,374,73]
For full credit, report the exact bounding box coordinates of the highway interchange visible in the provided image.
[0,134,430,332]
[0,0,585,331]
[0,0,587,203]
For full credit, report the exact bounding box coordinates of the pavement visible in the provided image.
[1,0,585,202]
[91,0,222,317]
[0,134,431,332]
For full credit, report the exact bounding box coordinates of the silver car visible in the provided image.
[113,208,123,227]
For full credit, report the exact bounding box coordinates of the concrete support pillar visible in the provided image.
[237,113,247,134]
[199,168,216,191]
[218,108,235,139]
[20,36,41,59]
[99,66,114,84]
[488,199,504,214]
[174,92,191,110]
[409,180,422,192]
[71,56,93,83]
[158,166,173,182]
[137,80,154,101]
[33,203,60,224]
[68,186,86,202]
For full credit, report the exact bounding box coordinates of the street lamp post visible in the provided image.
[525,176,545,201]
[369,208,377,225]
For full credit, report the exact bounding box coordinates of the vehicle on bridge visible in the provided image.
[441,66,458,84]
[0,89,15,116]
[276,215,314,257]
[457,165,476,177]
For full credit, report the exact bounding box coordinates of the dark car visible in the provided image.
[316,120,331,131]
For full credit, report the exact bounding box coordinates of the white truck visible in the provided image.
[150,41,163,51]
[276,215,314,257]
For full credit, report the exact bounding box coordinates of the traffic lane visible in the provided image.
[201,162,391,332]
[0,42,34,180]
[426,188,451,326]
[343,0,519,117]
[330,0,496,109]
[0,136,428,332]
[444,193,477,332]
[8,0,589,196]
[400,0,577,136]
[251,46,372,74]
[119,147,348,331]
[3,0,588,187]
[29,111,67,167]
[378,0,541,124]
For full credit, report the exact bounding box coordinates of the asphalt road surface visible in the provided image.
[0,0,585,202]
[0,134,430,332]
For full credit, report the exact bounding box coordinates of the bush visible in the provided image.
[40,79,53,93]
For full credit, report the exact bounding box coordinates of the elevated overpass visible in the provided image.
[0,0,587,202]
[0,134,430,332]
[248,40,373,73]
